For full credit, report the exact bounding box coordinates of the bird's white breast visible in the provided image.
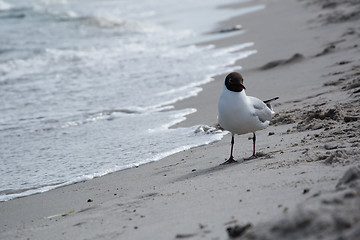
[218,87,271,135]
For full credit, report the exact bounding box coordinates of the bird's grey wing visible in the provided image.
[250,97,273,123]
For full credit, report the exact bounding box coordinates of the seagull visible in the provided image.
[218,72,278,164]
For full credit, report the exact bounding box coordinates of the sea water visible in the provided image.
[0,0,264,201]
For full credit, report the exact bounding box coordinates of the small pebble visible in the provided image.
[303,188,310,194]
[226,223,252,238]
[324,143,338,150]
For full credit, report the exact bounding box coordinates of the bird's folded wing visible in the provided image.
[250,98,274,123]
[254,108,273,123]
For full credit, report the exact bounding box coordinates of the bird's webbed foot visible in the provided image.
[244,154,257,161]
[221,156,237,165]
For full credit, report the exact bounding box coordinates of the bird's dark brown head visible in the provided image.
[224,72,246,92]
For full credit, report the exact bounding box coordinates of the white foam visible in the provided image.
[148,108,197,133]
[143,125,227,164]
[0,0,11,10]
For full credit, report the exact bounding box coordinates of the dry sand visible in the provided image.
[1,0,360,239]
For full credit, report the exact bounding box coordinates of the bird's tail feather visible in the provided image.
[263,96,279,110]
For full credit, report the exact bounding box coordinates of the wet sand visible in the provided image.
[1,0,360,239]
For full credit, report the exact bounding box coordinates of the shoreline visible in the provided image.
[1,0,360,239]
[0,1,259,203]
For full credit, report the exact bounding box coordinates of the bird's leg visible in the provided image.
[230,134,235,160]
[222,134,237,164]
[252,132,256,157]
[246,132,257,160]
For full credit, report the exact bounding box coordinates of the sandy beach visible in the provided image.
[1,0,360,239]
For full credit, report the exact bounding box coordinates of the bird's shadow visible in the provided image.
[173,158,246,182]
[173,152,273,183]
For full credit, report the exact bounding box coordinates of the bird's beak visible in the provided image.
[240,83,246,90]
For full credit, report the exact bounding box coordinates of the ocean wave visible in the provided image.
[60,113,111,129]
[0,0,12,11]
[0,56,48,83]
[74,14,161,32]
[59,105,176,130]
[0,174,94,202]
[0,43,149,82]
[0,47,92,82]
[38,6,162,33]
[147,108,197,133]
[0,1,161,34]
[143,124,227,165]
